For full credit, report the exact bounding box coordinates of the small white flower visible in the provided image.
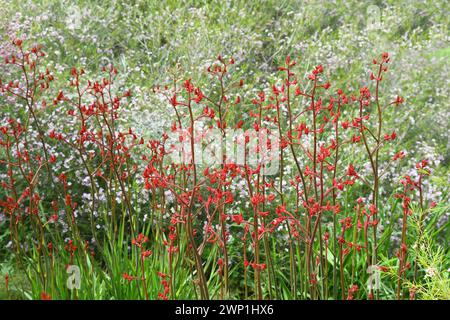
[424,267,437,278]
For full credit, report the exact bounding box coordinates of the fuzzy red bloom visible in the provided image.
[40,292,52,300]
[346,164,359,178]
[123,272,135,282]
[132,233,148,247]
[394,95,404,105]
[141,250,153,258]
[232,214,244,225]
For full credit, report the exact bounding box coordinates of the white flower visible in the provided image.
[424,267,437,278]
